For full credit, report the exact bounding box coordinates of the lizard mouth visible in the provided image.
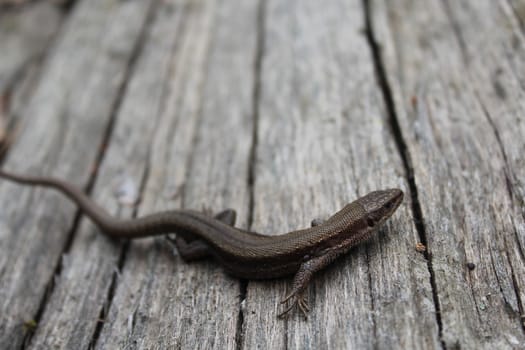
[390,189,404,211]
[358,188,404,228]
[383,188,404,218]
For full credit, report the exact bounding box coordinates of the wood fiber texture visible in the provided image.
[0,0,523,349]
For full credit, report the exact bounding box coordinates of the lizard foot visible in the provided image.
[278,290,310,319]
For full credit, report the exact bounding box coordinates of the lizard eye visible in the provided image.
[367,218,375,227]
[385,201,393,210]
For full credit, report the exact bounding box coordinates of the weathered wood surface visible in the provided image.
[243,1,436,349]
[0,0,523,349]
[0,0,156,348]
[371,0,525,348]
[0,1,62,143]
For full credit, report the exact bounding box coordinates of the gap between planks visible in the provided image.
[362,0,446,348]
[19,1,160,347]
[236,0,268,348]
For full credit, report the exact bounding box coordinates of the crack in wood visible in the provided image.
[363,0,446,348]
[0,1,73,164]
[506,252,525,333]
[83,0,162,347]
[88,240,129,349]
[13,0,162,348]
[247,0,265,234]
[20,209,83,350]
[89,137,154,348]
[506,0,525,33]
[473,81,525,335]
[364,248,378,350]
[239,0,266,348]
[475,92,520,211]
[235,279,248,350]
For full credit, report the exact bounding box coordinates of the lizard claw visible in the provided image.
[280,291,295,304]
[278,291,309,319]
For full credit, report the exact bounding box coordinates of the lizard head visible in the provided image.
[356,188,404,231]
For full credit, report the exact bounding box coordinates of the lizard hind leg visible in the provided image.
[166,209,236,261]
[278,248,343,319]
[214,208,237,226]
[171,236,211,262]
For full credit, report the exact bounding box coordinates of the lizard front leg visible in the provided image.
[278,247,344,319]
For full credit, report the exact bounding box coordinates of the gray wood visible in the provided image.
[96,0,258,348]
[371,0,525,348]
[25,1,171,348]
[0,0,155,348]
[0,2,60,93]
[1,0,524,348]
[0,2,61,142]
[241,0,438,349]
[448,1,525,332]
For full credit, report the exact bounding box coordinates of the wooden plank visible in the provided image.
[241,0,439,349]
[25,1,179,348]
[445,0,525,333]
[2,0,521,347]
[95,0,259,348]
[0,2,60,93]
[0,0,155,348]
[0,2,61,142]
[371,0,525,347]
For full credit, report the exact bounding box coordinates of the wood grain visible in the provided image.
[241,0,438,349]
[371,0,525,347]
[96,0,258,348]
[0,2,60,94]
[0,0,523,348]
[0,0,155,348]
[0,2,61,144]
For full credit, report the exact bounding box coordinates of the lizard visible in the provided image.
[0,169,403,318]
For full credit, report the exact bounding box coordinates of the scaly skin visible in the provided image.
[0,169,403,318]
